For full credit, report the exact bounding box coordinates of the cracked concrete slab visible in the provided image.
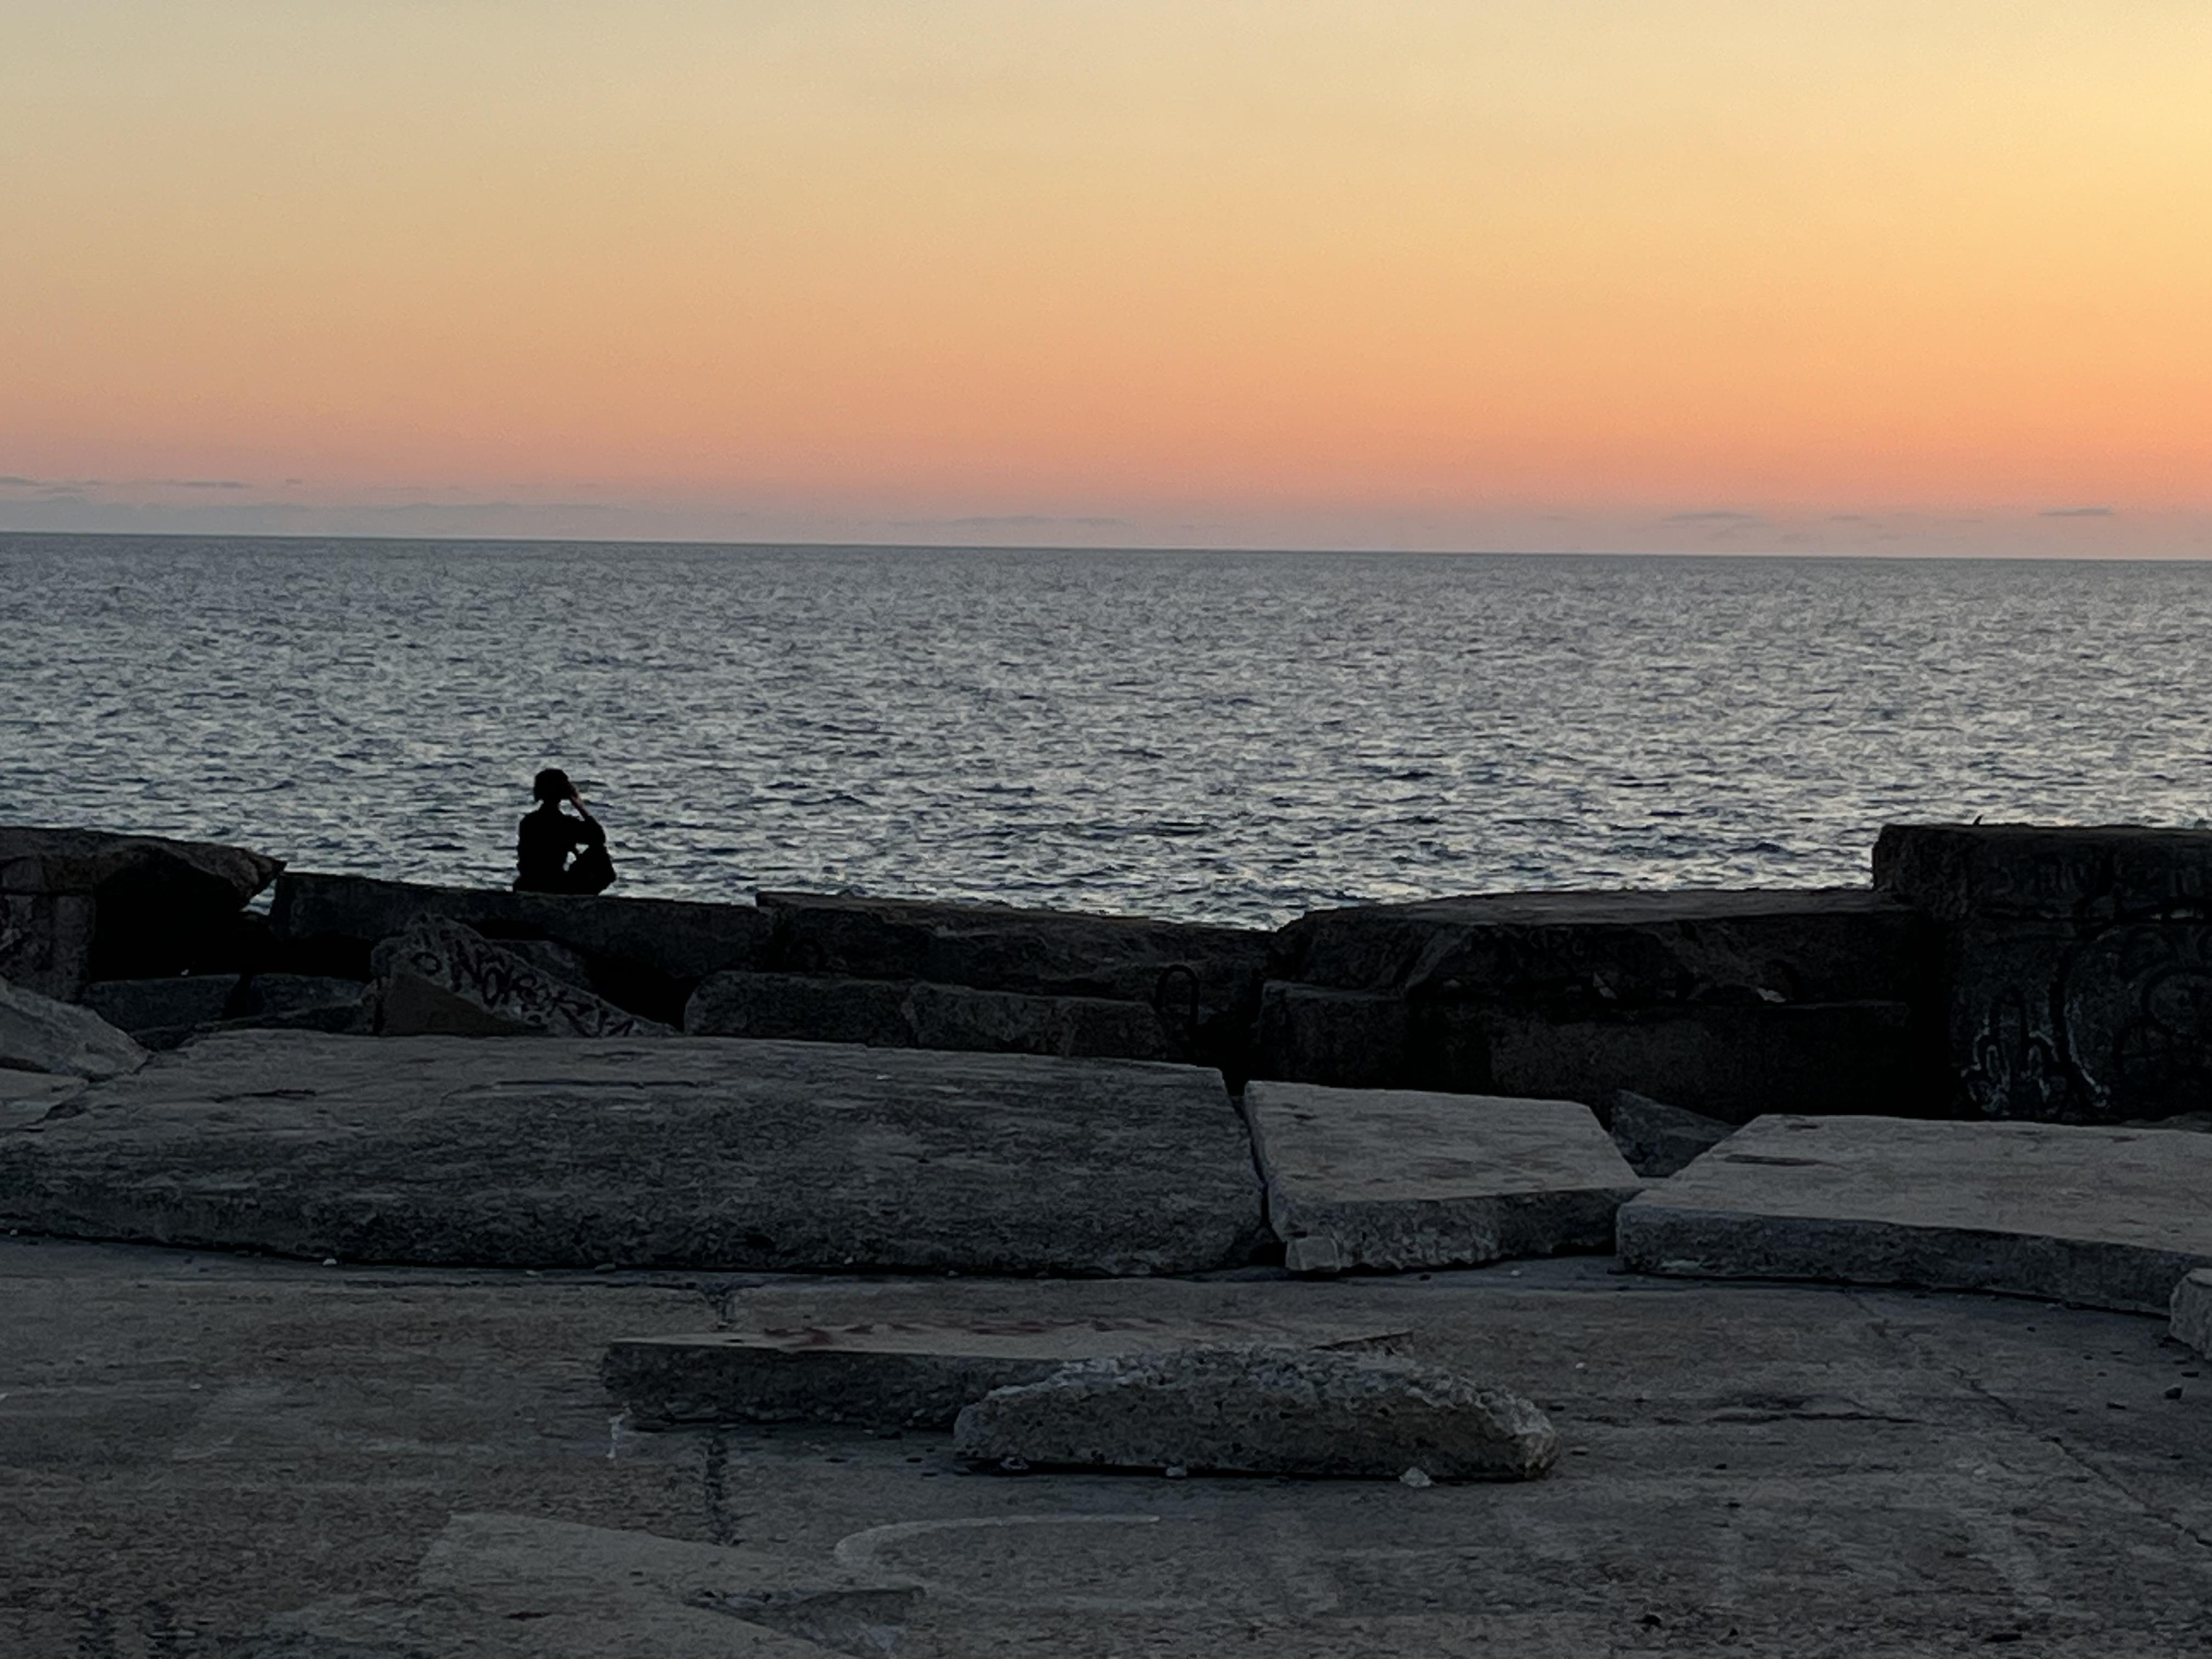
[1244,1081,1641,1273]
[0,1030,1265,1273]
[1617,1114,2212,1312]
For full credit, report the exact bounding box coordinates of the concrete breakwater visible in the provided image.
[13,818,2212,1654]
[7,819,2211,1124]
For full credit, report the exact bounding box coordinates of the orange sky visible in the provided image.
[4,2,2209,552]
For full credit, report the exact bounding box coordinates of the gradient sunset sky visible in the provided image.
[5,2,2208,553]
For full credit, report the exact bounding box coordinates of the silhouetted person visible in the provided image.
[515,768,615,894]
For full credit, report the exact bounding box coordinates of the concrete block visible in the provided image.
[1619,1114,2212,1312]
[0,1031,1265,1274]
[1244,1080,1640,1273]
[0,891,97,1002]
[1875,822,2212,923]
[83,974,242,1037]
[951,1345,1558,1481]
[1607,1090,1735,1178]
[1250,981,1410,1086]
[0,825,281,983]
[759,891,1268,1069]
[2174,1271,2212,1361]
[902,980,1171,1060]
[685,972,1173,1060]
[370,919,673,1039]
[1474,998,1928,1124]
[605,1302,1407,1428]
[1272,888,1928,1004]
[0,975,147,1080]
[270,871,771,1020]
[685,971,912,1045]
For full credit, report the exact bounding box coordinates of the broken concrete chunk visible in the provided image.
[2174,1271,2212,1362]
[1607,1089,1736,1178]
[0,975,148,1080]
[370,919,674,1039]
[951,1344,1558,1481]
[0,1031,1263,1273]
[1244,1080,1640,1273]
[1618,1114,2212,1313]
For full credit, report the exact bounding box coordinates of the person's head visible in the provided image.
[533,768,573,805]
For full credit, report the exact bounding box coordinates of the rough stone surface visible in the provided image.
[1,826,281,997]
[1250,982,1411,1087]
[0,890,97,1002]
[1876,823,2212,1124]
[1875,822,2212,924]
[686,970,1172,1060]
[1244,1081,1640,1273]
[1476,998,1928,1124]
[371,919,674,1039]
[13,1240,2212,1657]
[270,871,772,1020]
[759,891,1269,1070]
[1255,890,1938,1118]
[605,1301,1407,1428]
[1619,1113,2212,1312]
[1607,1090,1735,1178]
[0,1030,1265,1273]
[0,974,148,1080]
[2174,1270,2212,1361]
[1271,888,1927,1003]
[952,1344,1558,1481]
[83,973,242,1036]
[685,970,912,1045]
[251,1511,887,1657]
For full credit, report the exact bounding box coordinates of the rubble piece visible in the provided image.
[370,919,673,1039]
[1244,1080,1640,1273]
[0,975,148,1080]
[2174,1271,2212,1361]
[1607,1089,1736,1178]
[0,1031,1265,1273]
[606,1309,1404,1429]
[1,825,283,997]
[1618,1113,2212,1313]
[685,970,1172,1060]
[951,1344,1558,1480]
[1875,823,2212,1124]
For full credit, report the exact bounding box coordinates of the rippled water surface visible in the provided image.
[4,535,2209,927]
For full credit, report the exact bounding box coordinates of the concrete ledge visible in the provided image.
[1620,1115,2212,1312]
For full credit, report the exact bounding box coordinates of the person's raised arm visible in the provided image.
[568,785,607,846]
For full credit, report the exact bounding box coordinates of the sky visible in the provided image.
[3,1,2209,554]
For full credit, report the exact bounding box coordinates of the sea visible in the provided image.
[4,534,2208,929]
